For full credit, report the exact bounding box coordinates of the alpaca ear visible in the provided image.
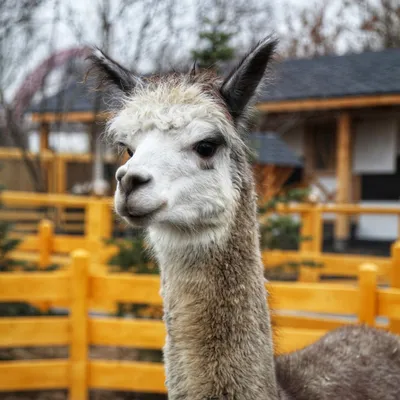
[220,37,277,119]
[86,48,141,94]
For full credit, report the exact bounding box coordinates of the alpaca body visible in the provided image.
[88,37,400,400]
[276,325,400,400]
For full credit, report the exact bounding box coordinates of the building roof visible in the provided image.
[260,48,400,102]
[248,132,302,167]
[28,80,104,114]
[28,48,400,114]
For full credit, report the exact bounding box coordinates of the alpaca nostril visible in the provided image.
[131,173,151,190]
[121,171,152,193]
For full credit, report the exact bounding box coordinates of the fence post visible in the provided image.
[299,205,323,282]
[358,263,378,327]
[311,205,323,254]
[38,219,54,269]
[54,156,67,228]
[300,209,313,253]
[70,249,89,400]
[85,199,112,272]
[390,241,400,333]
[300,205,323,253]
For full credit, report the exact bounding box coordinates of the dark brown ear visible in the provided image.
[86,48,141,93]
[220,37,277,119]
[189,61,199,78]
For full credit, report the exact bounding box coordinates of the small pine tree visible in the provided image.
[259,188,323,280]
[191,17,235,70]
[105,234,161,319]
[105,235,153,274]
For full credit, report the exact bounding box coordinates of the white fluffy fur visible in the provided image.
[108,81,233,142]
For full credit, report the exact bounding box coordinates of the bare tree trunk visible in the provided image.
[91,0,112,196]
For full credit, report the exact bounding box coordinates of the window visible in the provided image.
[361,156,400,201]
[311,122,337,171]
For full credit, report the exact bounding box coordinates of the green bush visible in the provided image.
[259,188,323,280]
[105,235,153,274]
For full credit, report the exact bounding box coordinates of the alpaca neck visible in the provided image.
[149,182,279,400]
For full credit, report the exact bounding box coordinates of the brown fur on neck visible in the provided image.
[160,161,279,400]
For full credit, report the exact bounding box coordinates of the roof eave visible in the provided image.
[257,94,400,113]
[30,111,111,123]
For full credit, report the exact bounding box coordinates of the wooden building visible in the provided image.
[256,48,400,247]
[24,80,115,195]
[248,132,302,202]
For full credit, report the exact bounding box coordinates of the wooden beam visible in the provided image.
[90,319,166,349]
[39,122,50,152]
[274,203,400,215]
[273,327,327,354]
[0,272,70,301]
[335,112,351,244]
[90,274,162,305]
[0,317,70,347]
[0,190,106,207]
[31,111,110,123]
[89,360,166,393]
[268,282,358,314]
[0,360,69,390]
[257,94,400,113]
[55,156,67,194]
[39,122,51,192]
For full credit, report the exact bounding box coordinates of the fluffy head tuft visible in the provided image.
[106,76,234,145]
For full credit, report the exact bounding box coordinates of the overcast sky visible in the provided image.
[7,0,354,101]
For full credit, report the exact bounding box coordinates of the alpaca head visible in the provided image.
[89,38,276,246]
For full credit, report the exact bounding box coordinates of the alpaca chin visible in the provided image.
[147,218,233,265]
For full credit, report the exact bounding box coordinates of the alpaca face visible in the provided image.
[88,37,276,240]
[111,86,241,232]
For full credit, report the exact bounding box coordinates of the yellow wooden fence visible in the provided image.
[1,249,400,399]
[1,191,115,267]
[3,190,400,284]
[264,202,400,283]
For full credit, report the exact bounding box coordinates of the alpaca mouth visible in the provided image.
[123,203,166,225]
[128,210,155,219]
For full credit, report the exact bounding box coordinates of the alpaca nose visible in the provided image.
[115,166,127,182]
[116,167,152,193]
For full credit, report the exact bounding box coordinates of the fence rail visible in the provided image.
[1,191,116,268]
[3,190,400,280]
[0,147,118,195]
[0,250,399,398]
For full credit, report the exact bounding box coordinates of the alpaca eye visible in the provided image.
[117,142,134,158]
[194,141,218,158]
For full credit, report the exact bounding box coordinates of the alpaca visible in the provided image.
[88,38,400,400]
